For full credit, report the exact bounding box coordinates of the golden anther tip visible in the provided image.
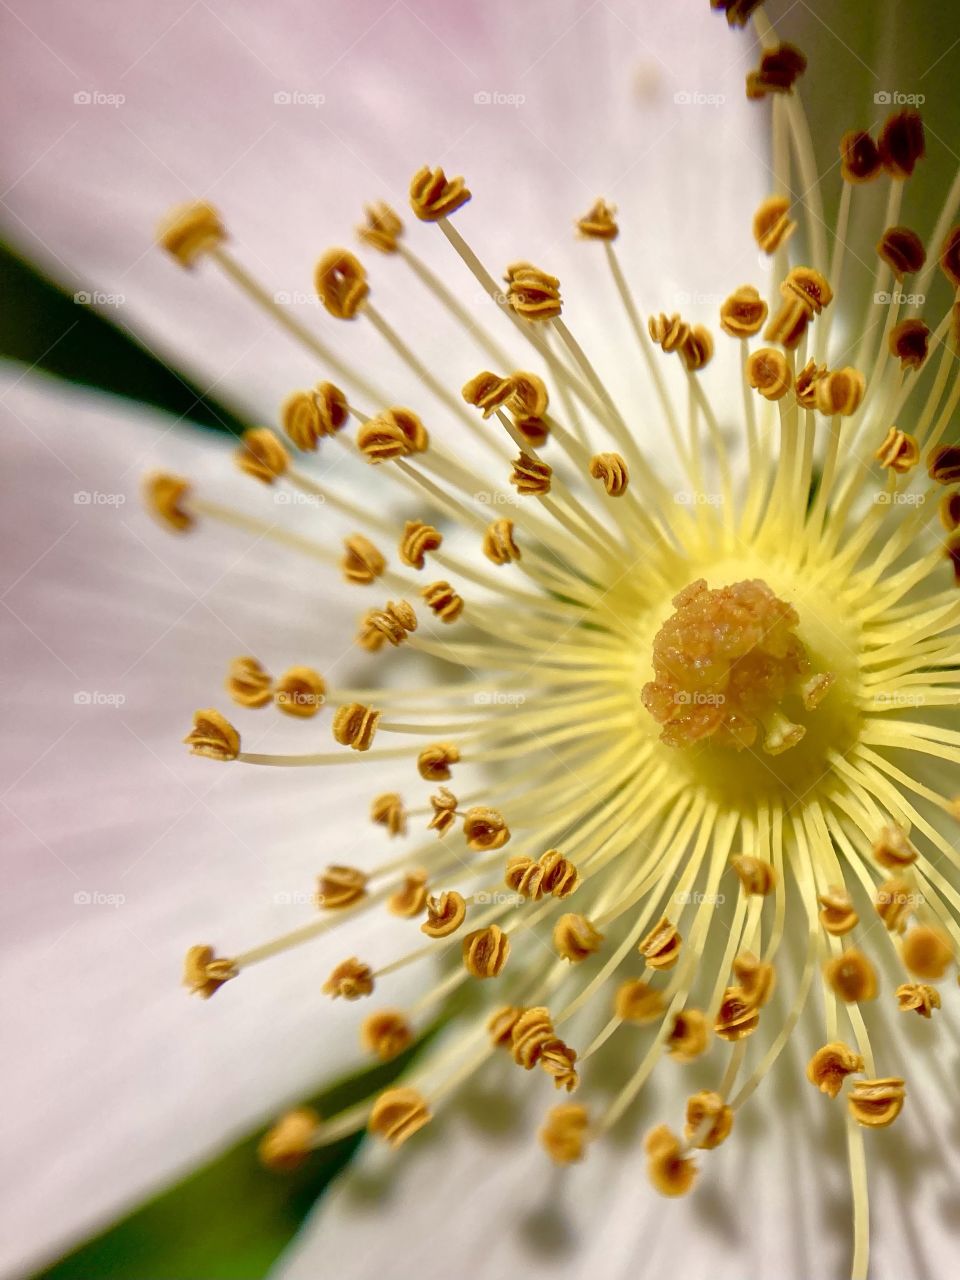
[720,285,768,338]
[461,370,514,418]
[680,325,714,372]
[818,885,859,936]
[357,600,418,651]
[258,1108,320,1171]
[928,444,960,486]
[714,987,760,1041]
[482,517,521,566]
[794,359,827,409]
[314,248,369,320]
[323,957,374,1000]
[399,519,442,569]
[782,265,833,316]
[873,824,918,868]
[889,318,930,372]
[316,864,368,910]
[504,262,562,322]
[409,166,471,222]
[421,580,464,623]
[815,367,865,417]
[144,472,194,533]
[644,1125,698,1197]
[875,877,915,933]
[511,1007,556,1069]
[226,656,273,708]
[505,849,579,900]
[733,951,776,1007]
[746,347,792,401]
[157,201,226,268]
[576,198,619,240]
[371,792,407,838]
[940,226,960,289]
[896,982,941,1018]
[553,913,604,963]
[462,923,510,978]
[839,129,882,184]
[848,1078,905,1129]
[540,1103,590,1164]
[463,806,511,851]
[421,889,466,938]
[684,1091,734,1150]
[357,407,429,463]
[753,195,796,255]
[368,1086,430,1147]
[281,382,349,452]
[342,533,386,585]
[417,742,460,782]
[614,978,666,1024]
[824,948,878,1003]
[589,452,629,497]
[806,1042,864,1098]
[877,226,926,281]
[509,372,549,419]
[745,41,807,99]
[361,1009,414,1061]
[183,944,238,998]
[388,868,429,918]
[332,703,381,751]
[488,1005,524,1048]
[357,201,403,254]
[878,109,925,179]
[648,312,691,354]
[730,854,777,896]
[666,1009,710,1062]
[901,924,953,980]
[274,666,326,717]
[235,427,289,485]
[510,451,552,496]
[638,916,682,971]
[184,708,240,761]
[427,786,458,837]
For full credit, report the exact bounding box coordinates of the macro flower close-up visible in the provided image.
[4,2,960,1278]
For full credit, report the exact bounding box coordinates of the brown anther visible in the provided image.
[876,427,919,477]
[848,1077,905,1128]
[746,347,792,400]
[314,248,369,320]
[730,854,777,896]
[840,130,882,184]
[510,451,552,496]
[461,370,514,419]
[258,1108,320,1171]
[514,415,550,447]
[226,656,273,708]
[508,372,549,419]
[878,110,925,179]
[873,824,919,869]
[902,925,953,980]
[795,359,828,409]
[274,666,326,718]
[818,885,859,936]
[720,285,768,338]
[875,877,916,933]
[371,792,407,838]
[144,472,194,532]
[648,312,691,354]
[184,708,239,761]
[615,978,666,1024]
[281,382,349,451]
[316,865,368,910]
[463,806,510,851]
[553,913,604,962]
[421,580,464,624]
[824,948,878,1002]
[928,445,960,486]
[482,517,521,565]
[576,198,619,240]
[342,534,386,585]
[157,201,226,268]
[684,1091,734,1149]
[409,166,471,221]
[746,41,806,98]
[733,952,776,1006]
[806,1042,864,1098]
[644,1125,698,1197]
[357,600,418,651]
[680,325,714,372]
[504,262,562,321]
[235,427,289,484]
[783,266,833,316]
[877,226,926,280]
[511,1006,555,1069]
[940,491,960,532]
[815,367,865,416]
[462,923,510,978]
[889,318,930,372]
[488,1005,524,1048]
[589,452,629,497]
[357,407,429,462]
[323,957,374,1000]
[417,743,460,782]
[361,1009,414,1061]
[666,1009,710,1062]
[388,868,429,918]
[711,0,766,29]
[940,227,960,289]
[368,1086,430,1147]
[427,787,458,837]
[764,298,809,349]
[183,944,238,998]
[638,916,682,971]
[753,195,796,255]
[332,702,381,751]
[399,520,442,569]
[421,889,466,938]
[357,201,403,254]
[948,533,960,585]
[540,1103,590,1164]
[714,987,760,1041]
[505,849,579,901]
[896,982,941,1018]
[540,1039,579,1093]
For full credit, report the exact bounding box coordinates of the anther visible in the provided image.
[589,452,630,497]
[540,1103,590,1164]
[388,869,429,918]
[235,428,289,484]
[427,787,458,836]
[818,885,859,936]
[314,249,369,319]
[638,916,682,971]
[463,806,511,850]
[417,743,460,782]
[720,285,768,338]
[940,227,960,289]
[258,1108,320,1170]
[815,367,865,416]
[357,407,429,462]
[684,1091,734,1149]
[482,517,521,565]
[510,451,552,496]
[896,982,941,1018]
[357,201,403,254]
[357,601,418,651]
[794,359,827,408]
[281,382,349,451]
[824,948,878,1002]
[371,792,407,838]
[157,201,227,268]
[928,445,960,485]
[184,944,238,998]
[939,491,960,532]
[875,878,914,933]
[505,849,580,900]
[783,266,833,316]
[323,957,374,1000]
[514,416,549,447]
[753,195,796,254]
[889,318,930,372]
[873,825,918,868]
[644,1125,697,1197]
[666,1010,710,1061]
[877,226,926,280]
[317,865,368,910]
[409,166,471,221]
[680,325,714,372]
[421,889,466,938]
[648,313,691,354]
[806,1042,864,1098]
[505,262,562,321]
[461,370,514,418]
[399,520,443,569]
[553,913,604,962]
[421,580,464,623]
[184,708,240,761]
[368,1086,430,1147]
[746,347,792,400]
[462,924,510,978]
[878,109,925,179]
[226,656,273,708]
[488,1006,524,1048]
[332,703,381,751]
[615,979,666,1024]
[342,534,386,585]
[509,372,549,418]
[576,198,619,240]
[361,1010,414,1060]
[839,130,882,183]
[733,952,776,1006]
[145,473,194,532]
[746,42,807,98]
[848,1078,905,1128]
[730,854,777,896]
[901,925,953,979]
[714,988,760,1041]
[275,666,326,717]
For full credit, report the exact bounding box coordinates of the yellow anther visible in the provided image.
[183,944,237,998]
[274,666,326,717]
[316,865,368,910]
[510,451,552,496]
[576,198,619,240]
[505,849,580,900]
[720,285,768,338]
[427,786,458,836]
[848,1077,905,1128]
[680,325,714,372]
[665,1009,710,1062]
[730,854,777,896]
[258,1108,320,1171]
[896,982,941,1018]
[684,1090,733,1149]
[144,472,194,532]
[417,743,460,782]
[901,925,953,979]
[589,452,629,496]
[510,1007,576,1090]
[323,957,374,1000]
[342,534,386,585]
[753,195,796,254]
[388,868,429,918]
[482,517,521,565]
[540,1103,590,1164]
[371,792,407,838]
[638,916,682,970]
[824,948,878,1002]
[421,889,466,938]
[818,885,859,936]
[783,266,833,316]
[509,372,549,418]
[332,703,381,751]
[614,978,666,1024]
[461,370,514,418]
[463,806,510,850]
[806,1042,864,1098]
[357,600,418,651]
[505,262,562,321]
[357,407,429,462]
[157,201,226,268]
[314,248,369,319]
[226,656,273,708]
[875,877,915,933]
[928,445,960,485]
[357,201,403,254]
[644,1125,697,1197]
[421,580,464,623]
[648,312,691,354]
[361,1009,414,1061]
[873,824,919,868]
[488,1005,524,1048]
[815,367,866,417]
[795,358,828,409]
[746,347,792,401]
[462,923,510,978]
[733,951,776,1007]
[399,520,443,568]
[235,427,289,484]
[184,708,240,761]
[368,1086,430,1147]
[553,913,603,962]
[409,166,471,221]
[714,987,760,1041]
[281,382,349,451]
